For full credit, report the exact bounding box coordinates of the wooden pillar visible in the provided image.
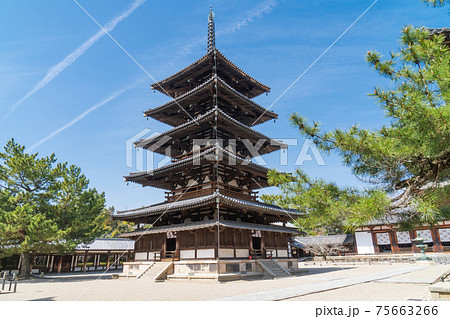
[175,235,180,260]
[431,227,444,253]
[17,255,22,270]
[194,231,198,259]
[233,231,236,258]
[162,234,167,259]
[115,254,119,269]
[261,232,265,258]
[371,232,380,254]
[249,230,253,257]
[83,252,88,272]
[50,255,54,272]
[106,251,110,269]
[389,231,400,254]
[57,256,63,273]
[274,233,278,258]
[70,255,75,272]
[214,227,219,260]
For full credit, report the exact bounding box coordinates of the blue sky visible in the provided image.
[0,0,448,211]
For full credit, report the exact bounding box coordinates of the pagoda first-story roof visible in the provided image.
[150,49,270,99]
[124,145,269,190]
[135,107,286,158]
[112,192,303,222]
[118,219,302,238]
[144,76,277,127]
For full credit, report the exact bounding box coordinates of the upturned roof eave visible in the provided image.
[124,146,269,183]
[135,107,287,151]
[150,49,270,97]
[118,219,302,238]
[144,76,277,125]
[113,192,304,220]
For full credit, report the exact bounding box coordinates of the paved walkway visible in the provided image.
[214,265,429,301]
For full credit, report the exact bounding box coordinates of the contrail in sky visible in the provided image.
[4,0,147,120]
[28,78,146,152]
[223,0,277,33]
[30,0,277,150]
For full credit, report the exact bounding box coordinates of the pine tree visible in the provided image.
[0,139,106,277]
[263,26,449,233]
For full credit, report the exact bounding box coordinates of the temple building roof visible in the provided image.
[135,107,286,157]
[118,219,302,238]
[76,238,135,251]
[144,76,277,127]
[427,27,450,45]
[292,234,354,249]
[124,145,269,189]
[151,50,270,99]
[112,192,303,220]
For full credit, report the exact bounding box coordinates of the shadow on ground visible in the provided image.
[19,271,121,284]
[29,296,56,301]
[303,267,355,276]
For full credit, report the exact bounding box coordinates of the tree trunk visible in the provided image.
[19,252,32,278]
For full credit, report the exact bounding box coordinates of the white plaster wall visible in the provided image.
[396,231,411,244]
[196,249,215,258]
[376,232,391,245]
[219,248,234,258]
[417,229,433,242]
[355,231,375,254]
[180,250,195,259]
[134,252,148,260]
[235,249,249,258]
[277,250,288,257]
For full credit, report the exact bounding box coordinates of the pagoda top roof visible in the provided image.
[124,145,269,190]
[144,76,277,127]
[113,192,303,220]
[135,107,286,157]
[151,49,270,99]
[118,219,302,238]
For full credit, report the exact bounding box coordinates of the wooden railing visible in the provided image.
[1,272,17,293]
[166,185,215,202]
[172,145,214,162]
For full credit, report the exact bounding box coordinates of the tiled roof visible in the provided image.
[125,145,268,184]
[427,27,450,35]
[135,107,286,154]
[144,76,277,126]
[292,234,354,248]
[76,238,135,251]
[150,50,270,98]
[113,192,303,219]
[118,219,302,238]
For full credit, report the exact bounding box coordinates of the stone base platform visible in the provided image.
[167,271,263,282]
[429,282,450,300]
[117,258,301,281]
[167,258,299,281]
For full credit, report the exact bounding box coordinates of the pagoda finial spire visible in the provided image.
[207,6,215,53]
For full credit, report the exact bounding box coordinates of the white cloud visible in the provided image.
[222,0,278,34]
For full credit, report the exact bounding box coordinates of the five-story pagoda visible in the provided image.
[115,8,303,279]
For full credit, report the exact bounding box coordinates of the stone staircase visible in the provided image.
[257,260,292,278]
[138,262,173,282]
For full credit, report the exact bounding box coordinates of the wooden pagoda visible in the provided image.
[114,9,302,270]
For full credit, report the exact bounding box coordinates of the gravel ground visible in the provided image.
[0,263,447,301]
